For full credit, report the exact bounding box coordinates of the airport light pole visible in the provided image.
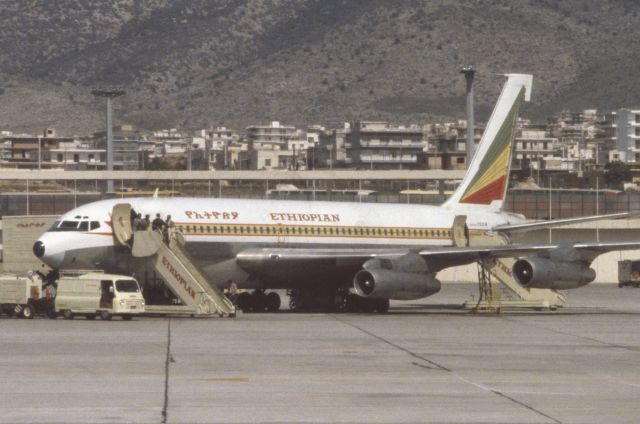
[460,66,475,166]
[91,88,125,194]
[37,135,41,170]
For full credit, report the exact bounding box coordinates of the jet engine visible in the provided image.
[353,253,441,300]
[512,257,596,290]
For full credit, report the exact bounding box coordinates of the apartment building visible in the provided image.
[346,121,426,170]
[512,125,559,171]
[609,109,640,163]
[95,125,140,170]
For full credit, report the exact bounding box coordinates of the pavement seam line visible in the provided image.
[502,316,639,352]
[332,315,562,424]
[329,315,450,371]
[162,317,172,424]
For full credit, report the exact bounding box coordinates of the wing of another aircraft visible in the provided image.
[494,212,639,233]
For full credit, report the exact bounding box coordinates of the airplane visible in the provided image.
[33,73,640,313]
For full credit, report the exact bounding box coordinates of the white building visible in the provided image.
[613,109,640,163]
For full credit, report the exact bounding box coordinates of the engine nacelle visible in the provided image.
[512,257,596,290]
[354,269,441,300]
[353,253,440,300]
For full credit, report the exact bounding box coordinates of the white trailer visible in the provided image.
[0,273,53,318]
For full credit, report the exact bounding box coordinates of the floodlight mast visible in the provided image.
[91,88,125,194]
[460,66,475,166]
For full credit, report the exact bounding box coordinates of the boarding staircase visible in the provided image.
[465,232,566,311]
[112,204,235,317]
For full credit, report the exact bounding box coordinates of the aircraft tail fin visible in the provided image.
[443,73,532,211]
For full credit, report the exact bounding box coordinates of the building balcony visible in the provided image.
[360,141,425,148]
[359,155,417,163]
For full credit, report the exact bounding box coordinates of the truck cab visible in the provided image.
[55,272,145,320]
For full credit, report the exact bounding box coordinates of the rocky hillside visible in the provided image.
[0,0,639,135]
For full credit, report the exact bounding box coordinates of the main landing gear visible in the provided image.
[235,288,390,314]
[288,288,389,313]
[236,290,281,313]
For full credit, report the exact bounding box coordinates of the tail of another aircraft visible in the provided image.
[443,74,532,212]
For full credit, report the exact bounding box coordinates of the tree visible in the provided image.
[604,161,632,188]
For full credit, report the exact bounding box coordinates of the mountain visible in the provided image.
[0,0,639,135]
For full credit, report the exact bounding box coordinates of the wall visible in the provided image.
[2,215,57,273]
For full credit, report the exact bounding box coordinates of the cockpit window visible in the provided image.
[49,219,100,232]
[59,221,80,230]
[50,221,80,231]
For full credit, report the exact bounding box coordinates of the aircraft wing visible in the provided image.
[494,212,638,233]
[236,241,640,277]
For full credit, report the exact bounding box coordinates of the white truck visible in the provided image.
[0,273,54,318]
[54,272,145,320]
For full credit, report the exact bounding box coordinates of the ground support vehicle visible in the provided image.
[618,260,640,288]
[54,272,145,320]
[0,273,54,318]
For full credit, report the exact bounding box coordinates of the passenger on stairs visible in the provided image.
[142,214,151,230]
[163,215,175,244]
[152,213,166,232]
[133,213,143,231]
[225,279,239,304]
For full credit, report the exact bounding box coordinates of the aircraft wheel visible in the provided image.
[21,305,34,319]
[375,299,390,314]
[333,295,348,313]
[265,292,281,312]
[63,309,74,320]
[99,311,112,321]
[345,294,360,312]
[250,291,267,313]
[288,291,303,311]
[236,292,252,312]
[361,300,376,313]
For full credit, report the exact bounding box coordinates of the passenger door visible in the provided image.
[112,203,133,246]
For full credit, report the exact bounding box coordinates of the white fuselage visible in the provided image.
[35,197,526,288]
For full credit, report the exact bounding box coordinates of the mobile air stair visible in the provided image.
[112,204,235,317]
[464,232,567,311]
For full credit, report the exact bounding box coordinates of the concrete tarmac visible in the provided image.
[1,284,640,424]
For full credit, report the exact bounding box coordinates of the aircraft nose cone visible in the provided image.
[33,241,45,258]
